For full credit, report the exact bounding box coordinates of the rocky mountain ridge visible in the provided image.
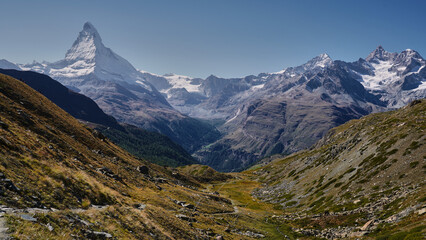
[185,47,425,171]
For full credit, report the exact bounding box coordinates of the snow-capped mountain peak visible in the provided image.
[394,49,424,65]
[305,53,332,68]
[64,22,104,62]
[365,45,397,63]
[162,73,201,93]
[21,22,154,90]
[275,53,333,75]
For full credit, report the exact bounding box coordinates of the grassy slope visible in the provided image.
[0,73,270,239]
[1,71,425,239]
[0,68,197,168]
[178,164,232,183]
[97,123,198,167]
[245,99,426,238]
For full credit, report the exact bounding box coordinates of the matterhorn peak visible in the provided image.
[80,22,102,39]
[42,22,153,88]
[83,22,96,31]
[64,22,105,61]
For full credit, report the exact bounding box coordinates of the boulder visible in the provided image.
[83,230,113,239]
[360,219,374,231]
[154,178,168,184]
[97,167,121,181]
[2,179,20,192]
[136,165,149,175]
[182,203,195,209]
[176,214,196,222]
[416,208,426,215]
[0,121,8,130]
[133,203,146,210]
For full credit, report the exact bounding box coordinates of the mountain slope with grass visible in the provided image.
[246,99,425,239]
[0,68,197,167]
[0,73,252,239]
[0,71,424,239]
[96,123,197,167]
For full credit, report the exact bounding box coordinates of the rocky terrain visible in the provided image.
[248,99,426,239]
[0,73,243,239]
[0,71,424,239]
[191,47,425,171]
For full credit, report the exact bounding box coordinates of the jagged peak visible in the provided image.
[65,22,105,61]
[376,45,385,51]
[306,53,333,68]
[317,53,331,60]
[206,74,218,79]
[366,45,396,62]
[273,53,332,75]
[83,22,96,32]
[77,22,102,43]
[399,48,423,60]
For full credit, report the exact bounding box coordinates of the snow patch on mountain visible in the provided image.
[360,60,398,90]
[163,73,201,93]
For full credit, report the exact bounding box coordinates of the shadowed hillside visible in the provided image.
[0,68,198,167]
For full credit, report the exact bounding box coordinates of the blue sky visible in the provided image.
[1,0,425,78]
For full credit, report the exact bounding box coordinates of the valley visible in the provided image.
[0,72,424,239]
[0,5,425,238]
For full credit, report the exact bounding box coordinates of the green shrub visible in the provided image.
[410,161,419,168]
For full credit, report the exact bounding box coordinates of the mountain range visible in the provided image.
[1,22,425,172]
[151,46,426,171]
[0,71,423,238]
[0,22,220,154]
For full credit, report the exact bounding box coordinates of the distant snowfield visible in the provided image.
[163,74,201,93]
[361,60,398,91]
